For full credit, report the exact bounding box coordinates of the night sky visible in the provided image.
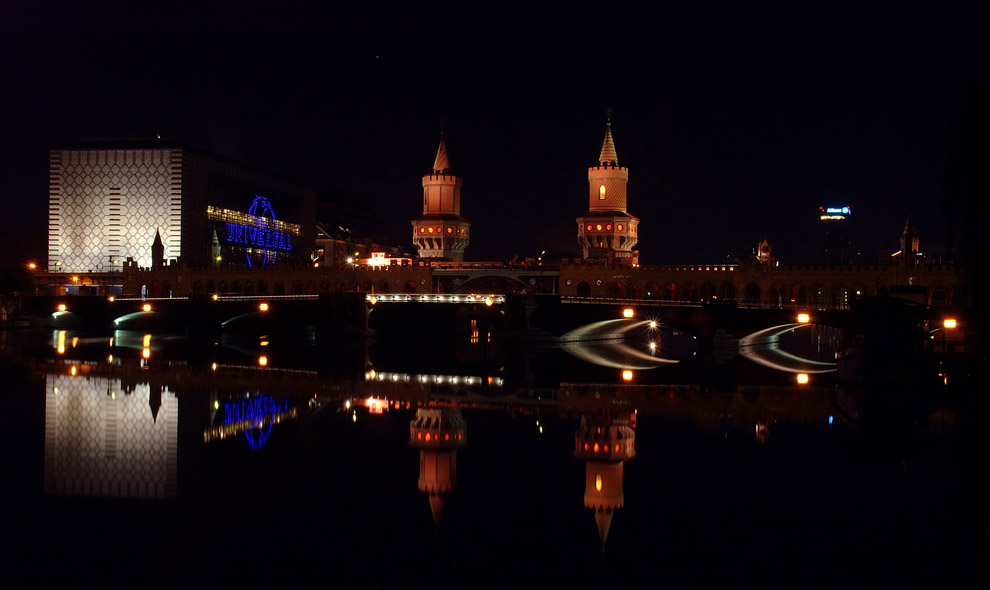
[1,3,986,265]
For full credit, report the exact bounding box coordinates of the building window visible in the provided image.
[446,227,453,234]
[596,224,602,231]
[599,185,606,200]
[419,227,426,234]
[617,224,623,231]
[606,224,612,231]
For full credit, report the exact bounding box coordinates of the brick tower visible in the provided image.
[577,117,639,263]
[412,134,470,261]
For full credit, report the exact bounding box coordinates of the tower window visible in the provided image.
[428,227,434,234]
[596,224,602,231]
[606,224,612,231]
[419,227,426,234]
[446,227,453,234]
[586,224,593,231]
[617,224,623,231]
[599,185,606,200]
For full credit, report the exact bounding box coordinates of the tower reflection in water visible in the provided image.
[409,407,467,526]
[574,409,635,549]
[44,374,178,499]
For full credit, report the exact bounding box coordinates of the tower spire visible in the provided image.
[433,119,451,173]
[599,110,618,166]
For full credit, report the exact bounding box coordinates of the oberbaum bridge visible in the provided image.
[34,122,968,335]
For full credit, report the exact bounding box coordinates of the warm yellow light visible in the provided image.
[57,304,66,312]
[28,262,36,270]
[142,303,152,312]
[599,185,606,199]
[107,355,113,363]
[260,340,269,347]
[796,373,810,385]
[258,355,268,366]
[595,474,603,491]
[71,337,78,348]
[259,302,269,312]
[622,308,635,318]
[369,296,377,305]
[212,294,219,301]
[943,318,957,329]
[211,362,217,371]
[71,276,79,282]
[797,313,810,324]
[142,348,151,359]
[214,400,219,410]
[485,297,493,306]
[108,296,115,302]
[70,366,77,376]
[141,334,151,348]
[622,369,634,381]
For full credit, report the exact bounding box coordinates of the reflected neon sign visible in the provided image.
[222,394,290,451]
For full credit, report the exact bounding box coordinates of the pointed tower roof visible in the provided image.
[428,494,445,527]
[432,135,452,174]
[152,229,163,248]
[599,122,618,166]
[595,511,613,550]
[902,215,917,237]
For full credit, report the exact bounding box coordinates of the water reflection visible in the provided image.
[44,374,178,499]
[410,407,467,526]
[574,408,635,549]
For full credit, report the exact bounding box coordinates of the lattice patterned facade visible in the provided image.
[44,375,179,499]
[49,149,181,272]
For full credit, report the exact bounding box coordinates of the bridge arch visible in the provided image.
[793,284,808,306]
[608,282,623,299]
[231,281,241,294]
[744,283,760,304]
[258,281,269,295]
[811,284,827,308]
[404,280,417,294]
[218,281,229,294]
[950,285,966,306]
[576,281,591,297]
[274,281,285,295]
[456,275,528,294]
[626,282,642,299]
[243,281,254,295]
[718,282,736,299]
[377,280,390,293]
[206,281,216,294]
[929,285,945,306]
[833,285,851,309]
[682,283,697,302]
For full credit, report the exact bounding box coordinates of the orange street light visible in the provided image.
[943,318,957,329]
[622,308,635,318]
[796,373,810,385]
[27,262,36,270]
[259,302,269,312]
[797,313,810,324]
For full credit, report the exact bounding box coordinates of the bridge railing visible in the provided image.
[561,296,851,311]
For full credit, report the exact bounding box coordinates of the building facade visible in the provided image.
[48,141,314,274]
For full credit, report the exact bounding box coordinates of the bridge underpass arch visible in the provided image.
[929,285,945,306]
[950,285,966,306]
[626,282,642,299]
[682,283,697,302]
[744,283,760,304]
[608,282,623,299]
[576,281,591,297]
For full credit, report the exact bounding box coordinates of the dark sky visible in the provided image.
[1,2,986,265]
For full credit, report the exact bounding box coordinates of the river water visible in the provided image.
[1,323,987,586]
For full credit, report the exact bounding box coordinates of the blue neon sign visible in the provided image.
[224,196,294,267]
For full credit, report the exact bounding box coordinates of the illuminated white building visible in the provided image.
[48,141,314,273]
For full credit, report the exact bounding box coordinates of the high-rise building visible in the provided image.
[577,118,639,263]
[411,135,471,261]
[818,205,852,266]
[48,140,314,273]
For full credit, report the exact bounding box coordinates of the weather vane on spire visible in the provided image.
[605,106,613,126]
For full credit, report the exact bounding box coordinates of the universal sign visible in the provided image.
[222,196,293,267]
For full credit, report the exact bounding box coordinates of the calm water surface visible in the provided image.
[1,326,987,586]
